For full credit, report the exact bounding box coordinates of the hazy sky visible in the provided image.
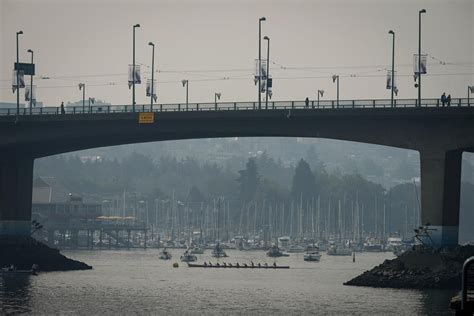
[0,0,473,106]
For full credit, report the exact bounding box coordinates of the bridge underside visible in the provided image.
[1,107,473,246]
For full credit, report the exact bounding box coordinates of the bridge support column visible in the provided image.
[420,149,462,247]
[0,157,34,236]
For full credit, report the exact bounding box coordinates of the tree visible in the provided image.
[291,159,316,202]
[236,158,260,204]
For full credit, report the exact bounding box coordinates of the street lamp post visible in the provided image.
[88,97,95,113]
[264,36,270,110]
[317,90,324,108]
[78,83,85,113]
[16,30,23,117]
[332,75,339,108]
[389,30,395,108]
[214,92,221,110]
[182,80,188,110]
[132,24,140,112]
[258,17,266,110]
[148,42,155,110]
[27,49,34,114]
[418,9,426,107]
[469,86,474,107]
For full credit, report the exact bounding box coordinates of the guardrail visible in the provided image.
[0,98,471,116]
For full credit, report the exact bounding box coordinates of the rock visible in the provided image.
[0,236,92,272]
[344,245,474,290]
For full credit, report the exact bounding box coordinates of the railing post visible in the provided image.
[234,102,237,111]
[394,99,397,107]
[291,101,294,109]
[215,103,217,111]
[458,99,461,107]
[73,107,76,114]
[373,100,376,108]
[125,105,128,112]
[352,100,355,109]
[197,104,199,111]
[312,101,314,109]
[273,102,275,110]
[40,107,42,114]
[160,104,163,112]
[178,104,181,112]
[253,102,256,110]
[331,101,334,109]
[436,99,439,107]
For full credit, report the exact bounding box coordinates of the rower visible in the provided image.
[251,261,255,268]
[273,262,277,268]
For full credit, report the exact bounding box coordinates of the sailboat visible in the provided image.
[304,244,321,261]
[212,198,228,258]
[180,248,197,262]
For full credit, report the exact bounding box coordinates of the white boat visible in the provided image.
[190,246,205,254]
[159,248,172,260]
[277,236,290,250]
[287,244,306,253]
[326,242,352,256]
[180,250,197,262]
[386,236,402,251]
[303,245,321,262]
[266,245,290,257]
[363,237,383,252]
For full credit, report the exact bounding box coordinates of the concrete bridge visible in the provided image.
[1,97,473,247]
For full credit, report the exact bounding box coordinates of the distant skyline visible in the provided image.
[0,0,473,107]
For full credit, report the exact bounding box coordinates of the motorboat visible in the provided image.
[303,245,322,262]
[266,245,290,257]
[326,242,352,256]
[287,244,306,253]
[159,248,172,260]
[190,246,205,254]
[363,237,383,252]
[180,249,197,262]
[212,242,228,258]
[386,236,402,251]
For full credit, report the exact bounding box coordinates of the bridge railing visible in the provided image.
[0,98,471,116]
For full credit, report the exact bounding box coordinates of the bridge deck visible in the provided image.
[1,97,471,116]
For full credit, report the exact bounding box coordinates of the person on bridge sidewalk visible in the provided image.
[60,101,65,114]
[305,97,309,108]
[447,94,452,107]
[441,92,447,107]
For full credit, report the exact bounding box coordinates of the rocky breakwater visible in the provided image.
[0,236,92,272]
[344,245,474,289]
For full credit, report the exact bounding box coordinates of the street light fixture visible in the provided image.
[332,75,339,108]
[148,42,155,110]
[78,83,85,113]
[16,30,23,117]
[215,92,221,110]
[27,49,34,114]
[388,30,395,108]
[263,36,270,110]
[258,17,266,110]
[182,79,189,110]
[132,24,140,111]
[418,9,426,107]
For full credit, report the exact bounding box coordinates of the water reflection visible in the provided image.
[420,289,457,315]
[0,275,32,314]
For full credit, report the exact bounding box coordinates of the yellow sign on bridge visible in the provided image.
[138,112,155,124]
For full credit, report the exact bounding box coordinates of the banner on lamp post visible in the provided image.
[413,54,427,75]
[12,70,25,93]
[128,64,141,88]
[25,85,36,103]
[146,79,157,101]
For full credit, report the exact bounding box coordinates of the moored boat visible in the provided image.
[266,245,290,257]
[326,242,352,256]
[303,244,321,262]
[1,264,39,276]
[180,249,197,262]
[212,242,228,258]
[287,244,306,253]
[363,237,383,252]
[159,248,172,260]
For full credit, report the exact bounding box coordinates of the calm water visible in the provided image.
[0,249,455,315]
